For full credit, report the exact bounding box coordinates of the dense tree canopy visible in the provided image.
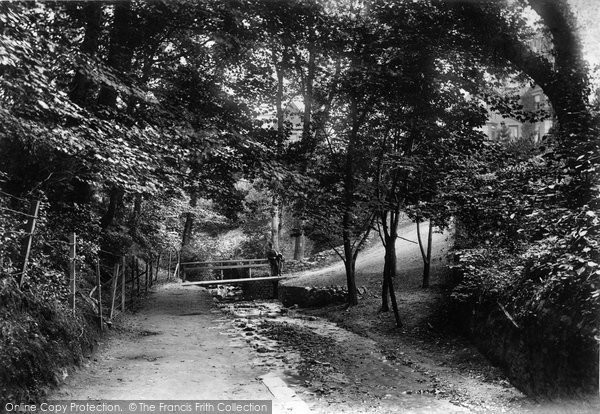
[0,3,597,393]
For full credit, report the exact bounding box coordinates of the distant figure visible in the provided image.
[266,242,283,276]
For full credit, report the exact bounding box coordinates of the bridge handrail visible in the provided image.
[180,258,268,266]
[181,275,286,286]
[184,263,269,271]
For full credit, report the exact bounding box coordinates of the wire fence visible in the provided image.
[0,191,181,330]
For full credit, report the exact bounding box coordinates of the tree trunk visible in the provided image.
[455,0,591,134]
[527,0,591,132]
[381,218,401,327]
[274,57,286,147]
[292,47,316,260]
[97,1,134,108]
[97,2,135,231]
[293,233,304,260]
[277,203,284,250]
[342,201,358,307]
[344,240,358,306]
[270,197,280,251]
[379,213,391,313]
[424,221,433,288]
[69,2,102,107]
[417,220,433,288]
[129,193,142,237]
[379,243,390,312]
[100,187,125,230]
[385,267,402,328]
[422,260,431,289]
[293,219,305,260]
[381,259,390,312]
[302,47,316,151]
[182,192,197,248]
[269,53,286,252]
[341,95,360,305]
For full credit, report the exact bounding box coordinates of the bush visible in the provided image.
[451,204,599,395]
[449,122,600,396]
[0,276,98,406]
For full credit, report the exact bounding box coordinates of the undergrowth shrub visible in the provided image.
[447,122,600,396]
[451,204,599,395]
[0,276,98,406]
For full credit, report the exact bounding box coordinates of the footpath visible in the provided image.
[50,283,310,413]
[48,280,490,413]
[49,223,600,414]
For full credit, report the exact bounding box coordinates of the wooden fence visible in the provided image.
[88,248,182,330]
[0,195,181,331]
[1,195,283,328]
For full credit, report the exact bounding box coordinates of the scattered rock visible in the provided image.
[279,285,348,308]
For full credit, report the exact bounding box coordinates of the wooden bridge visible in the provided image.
[180,258,286,287]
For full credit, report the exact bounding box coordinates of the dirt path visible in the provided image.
[217,300,482,413]
[276,222,598,413]
[287,221,451,289]
[275,222,532,413]
[218,298,527,414]
[47,223,499,414]
[49,283,309,412]
[49,225,598,413]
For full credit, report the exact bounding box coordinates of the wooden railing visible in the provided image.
[180,258,271,281]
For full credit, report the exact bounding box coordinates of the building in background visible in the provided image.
[482,34,555,143]
[482,84,554,143]
[257,100,304,143]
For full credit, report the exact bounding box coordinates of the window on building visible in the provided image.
[488,123,497,140]
[534,94,544,110]
[534,123,541,143]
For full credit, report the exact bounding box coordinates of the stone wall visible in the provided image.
[219,281,362,308]
[278,285,347,307]
[241,280,278,300]
[275,285,371,308]
[453,300,598,397]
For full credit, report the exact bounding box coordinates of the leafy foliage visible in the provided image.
[0,0,598,399]
[449,126,599,394]
[0,277,97,406]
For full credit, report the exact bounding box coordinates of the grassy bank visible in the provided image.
[0,277,99,407]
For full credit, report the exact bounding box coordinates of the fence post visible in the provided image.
[18,199,41,287]
[109,263,119,320]
[130,256,135,306]
[69,232,76,312]
[145,261,149,292]
[96,259,103,331]
[121,256,126,311]
[177,250,181,280]
[136,256,140,298]
[167,250,172,280]
[155,253,161,282]
[595,335,600,397]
